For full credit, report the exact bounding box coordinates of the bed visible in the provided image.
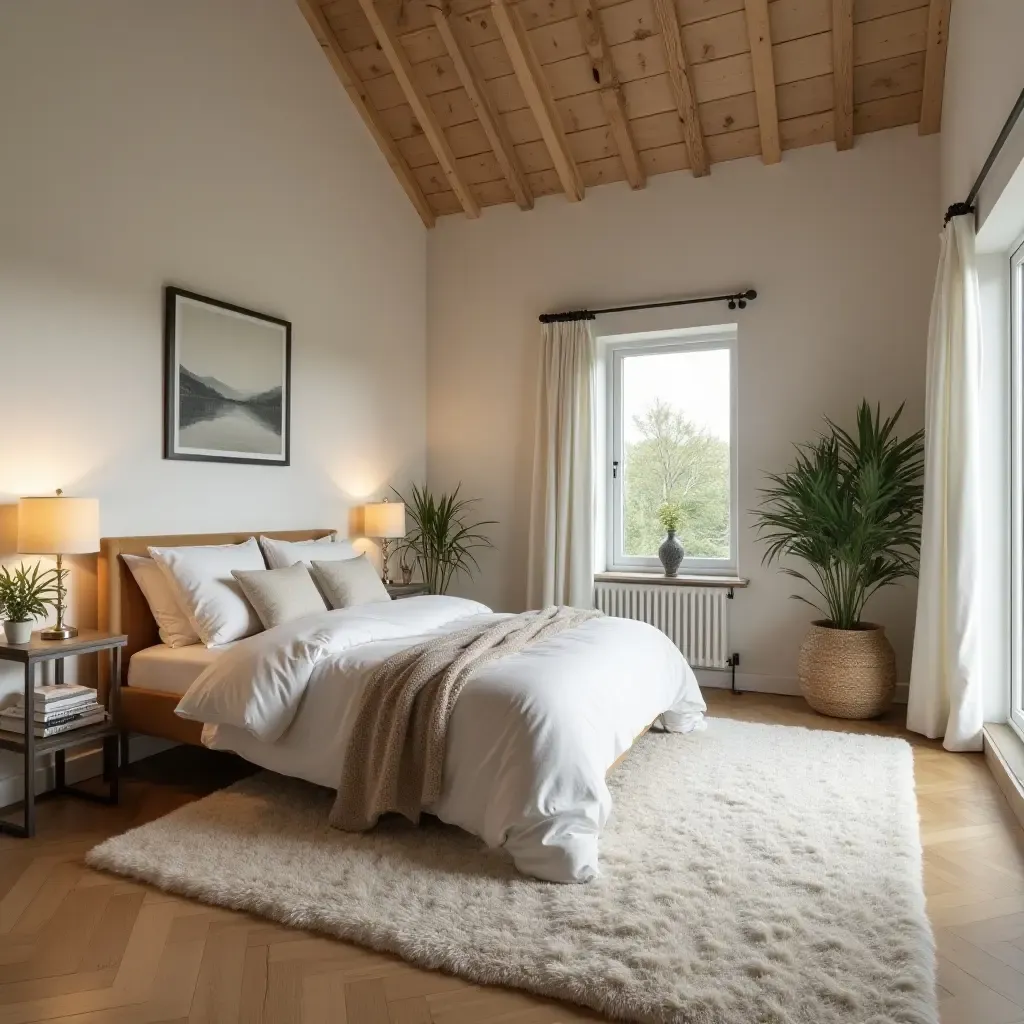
[98,530,706,882]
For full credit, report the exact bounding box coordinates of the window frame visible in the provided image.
[1010,239,1024,740]
[604,325,739,576]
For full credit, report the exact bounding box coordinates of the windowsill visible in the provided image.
[983,723,1024,830]
[594,570,749,589]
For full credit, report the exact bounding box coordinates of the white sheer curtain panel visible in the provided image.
[526,319,596,609]
[907,214,985,751]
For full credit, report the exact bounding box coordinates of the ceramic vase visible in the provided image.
[658,531,685,577]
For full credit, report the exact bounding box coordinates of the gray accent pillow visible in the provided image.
[311,555,391,609]
[231,563,328,630]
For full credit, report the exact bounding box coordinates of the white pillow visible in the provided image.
[122,554,200,649]
[149,538,266,647]
[259,534,357,570]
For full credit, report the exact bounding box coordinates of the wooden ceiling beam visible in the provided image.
[357,0,481,218]
[651,0,709,177]
[832,0,854,151]
[574,0,645,190]
[743,0,781,165]
[919,0,952,135]
[491,0,585,202]
[431,5,533,210]
[294,0,434,228]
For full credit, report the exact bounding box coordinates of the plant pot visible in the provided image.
[798,620,896,719]
[658,531,685,577]
[3,620,33,645]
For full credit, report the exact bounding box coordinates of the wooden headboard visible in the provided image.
[97,529,333,694]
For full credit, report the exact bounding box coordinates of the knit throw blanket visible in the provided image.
[330,605,602,832]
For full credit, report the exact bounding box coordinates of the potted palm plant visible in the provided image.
[0,562,57,645]
[394,484,495,595]
[753,401,924,719]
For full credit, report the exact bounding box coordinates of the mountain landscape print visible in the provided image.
[164,288,291,465]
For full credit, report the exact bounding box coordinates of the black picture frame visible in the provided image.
[163,286,292,466]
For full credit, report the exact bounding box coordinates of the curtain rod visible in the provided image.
[538,289,758,324]
[946,85,1024,225]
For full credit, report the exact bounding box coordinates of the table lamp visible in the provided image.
[17,489,100,639]
[363,498,406,585]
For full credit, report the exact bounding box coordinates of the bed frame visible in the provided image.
[97,530,333,750]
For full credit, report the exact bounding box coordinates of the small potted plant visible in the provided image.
[753,401,924,719]
[0,562,57,645]
[657,502,685,577]
[393,483,495,595]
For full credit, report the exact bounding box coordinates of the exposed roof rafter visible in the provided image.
[294,0,434,227]
[743,0,781,165]
[920,0,952,136]
[491,0,585,202]
[832,0,854,151]
[651,0,708,177]
[357,0,481,217]
[431,4,534,210]
[574,0,645,190]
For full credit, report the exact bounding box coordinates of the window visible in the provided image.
[1011,240,1024,739]
[605,326,738,574]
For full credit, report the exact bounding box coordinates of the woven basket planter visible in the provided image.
[797,620,897,719]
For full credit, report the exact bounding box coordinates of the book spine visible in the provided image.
[2,706,100,724]
[21,698,98,715]
[0,712,106,737]
[33,688,94,704]
[37,714,107,737]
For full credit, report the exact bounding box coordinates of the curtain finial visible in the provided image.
[944,202,975,226]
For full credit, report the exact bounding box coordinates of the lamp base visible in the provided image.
[40,625,78,640]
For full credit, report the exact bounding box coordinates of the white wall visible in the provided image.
[940,0,1024,214]
[427,128,940,692]
[0,0,426,781]
[0,0,426,562]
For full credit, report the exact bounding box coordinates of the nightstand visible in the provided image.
[386,583,430,599]
[0,629,127,838]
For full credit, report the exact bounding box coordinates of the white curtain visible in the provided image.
[526,319,596,609]
[907,215,985,751]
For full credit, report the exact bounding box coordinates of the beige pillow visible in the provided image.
[122,554,200,648]
[231,564,327,630]
[311,555,391,609]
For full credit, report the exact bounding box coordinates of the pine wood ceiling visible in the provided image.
[297,0,952,226]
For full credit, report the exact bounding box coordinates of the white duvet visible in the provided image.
[175,596,706,882]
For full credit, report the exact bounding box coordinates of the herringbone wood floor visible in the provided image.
[0,691,1020,1023]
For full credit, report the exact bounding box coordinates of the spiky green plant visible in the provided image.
[753,401,924,630]
[0,562,57,624]
[393,484,496,595]
[657,502,683,534]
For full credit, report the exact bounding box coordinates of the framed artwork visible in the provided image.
[163,287,291,466]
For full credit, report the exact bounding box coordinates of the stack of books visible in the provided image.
[0,685,107,739]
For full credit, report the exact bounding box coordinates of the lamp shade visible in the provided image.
[18,495,100,555]
[363,501,406,539]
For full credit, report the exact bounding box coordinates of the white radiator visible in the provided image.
[594,581,731,669]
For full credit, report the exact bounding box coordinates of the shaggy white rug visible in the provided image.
[86,719,937,1024]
